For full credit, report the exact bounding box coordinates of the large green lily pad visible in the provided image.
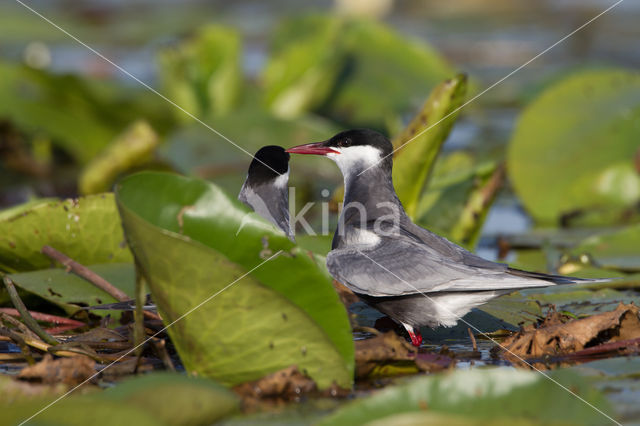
[0,194,132,273]
[116,172,353,389]
[508,69,640,225]
[102,372,239,424]
[2,372,238,426]
[319,368,613,426]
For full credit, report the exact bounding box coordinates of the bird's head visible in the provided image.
[245,145,290,187]
[286,129,393,177]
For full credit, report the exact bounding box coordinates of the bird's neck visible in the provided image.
[341,167,406,224]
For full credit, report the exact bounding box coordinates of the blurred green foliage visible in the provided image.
[158,25,242,121]
[508,69,640,226]
[265,15,453,131]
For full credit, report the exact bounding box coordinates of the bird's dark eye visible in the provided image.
[338,138,352,148]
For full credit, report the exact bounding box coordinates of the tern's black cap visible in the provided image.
[325,129,394,172]
[247,145,289,186]
[324,129,392,154]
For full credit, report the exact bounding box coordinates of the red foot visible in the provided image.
[407,330,422,347]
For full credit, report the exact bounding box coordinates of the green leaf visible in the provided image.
[158,25,242,121]
[572,357,640,421]
[331,19,455,130]
[0,197,57,222]
[570,224,640,272]
[79,121,159,195]
[102,372,239,425]
[8,263,134,315]
[1,373,238,425]
[267,15,454,128]
[482,283,640,325]
[392,74,468,218]
[0,62,172,164]
[319,368,612,426]
[0,194,132,273]
[0,62,116,163]
[415,151,500,248]
[116,172,353,389]
[507,69,640,225]
[263,17,347,118]
[2,397,161,426]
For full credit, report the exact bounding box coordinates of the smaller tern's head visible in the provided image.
[238,145,293,241]
[286,129,393,177]
[245,145,290,187]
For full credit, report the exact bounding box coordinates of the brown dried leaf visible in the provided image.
[17,354,95,385]
[500,303,640,364]
[233,365,317,401]
[355,331,452,378]
[332,280,359,306]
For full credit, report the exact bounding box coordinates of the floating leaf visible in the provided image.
[158,25,242,121]
[508,69,640,225]
[392,74,468,218]
[102,372,239,425]
[116,172,353,389]
[0,194,132,273]
[2,372,238,426]
[319,368,612,426]
[2,397,160,426]
[482,285,640,326]
[79,121,159,195]
[570,224,640,273]
[8,263,134,315]
[572,357,640,421]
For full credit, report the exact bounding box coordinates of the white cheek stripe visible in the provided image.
[326,146,382,178]
[273,169,289,189]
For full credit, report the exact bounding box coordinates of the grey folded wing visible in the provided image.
[326,235,556,297]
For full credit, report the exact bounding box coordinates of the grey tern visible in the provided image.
[238,145,294,241]
[287,129,606,347]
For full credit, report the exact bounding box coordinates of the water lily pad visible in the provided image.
[102,372,239,424]
[508,69,640,225]
[319,368,612,425]
[0,194,132,273]
[2,372,238,426]
[8,263,134,316]
[116,172,353,389]
[570,224,640,273]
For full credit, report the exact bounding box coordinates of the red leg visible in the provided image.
[401,322,422,347]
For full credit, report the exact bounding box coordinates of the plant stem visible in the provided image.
[2,275,59,346]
